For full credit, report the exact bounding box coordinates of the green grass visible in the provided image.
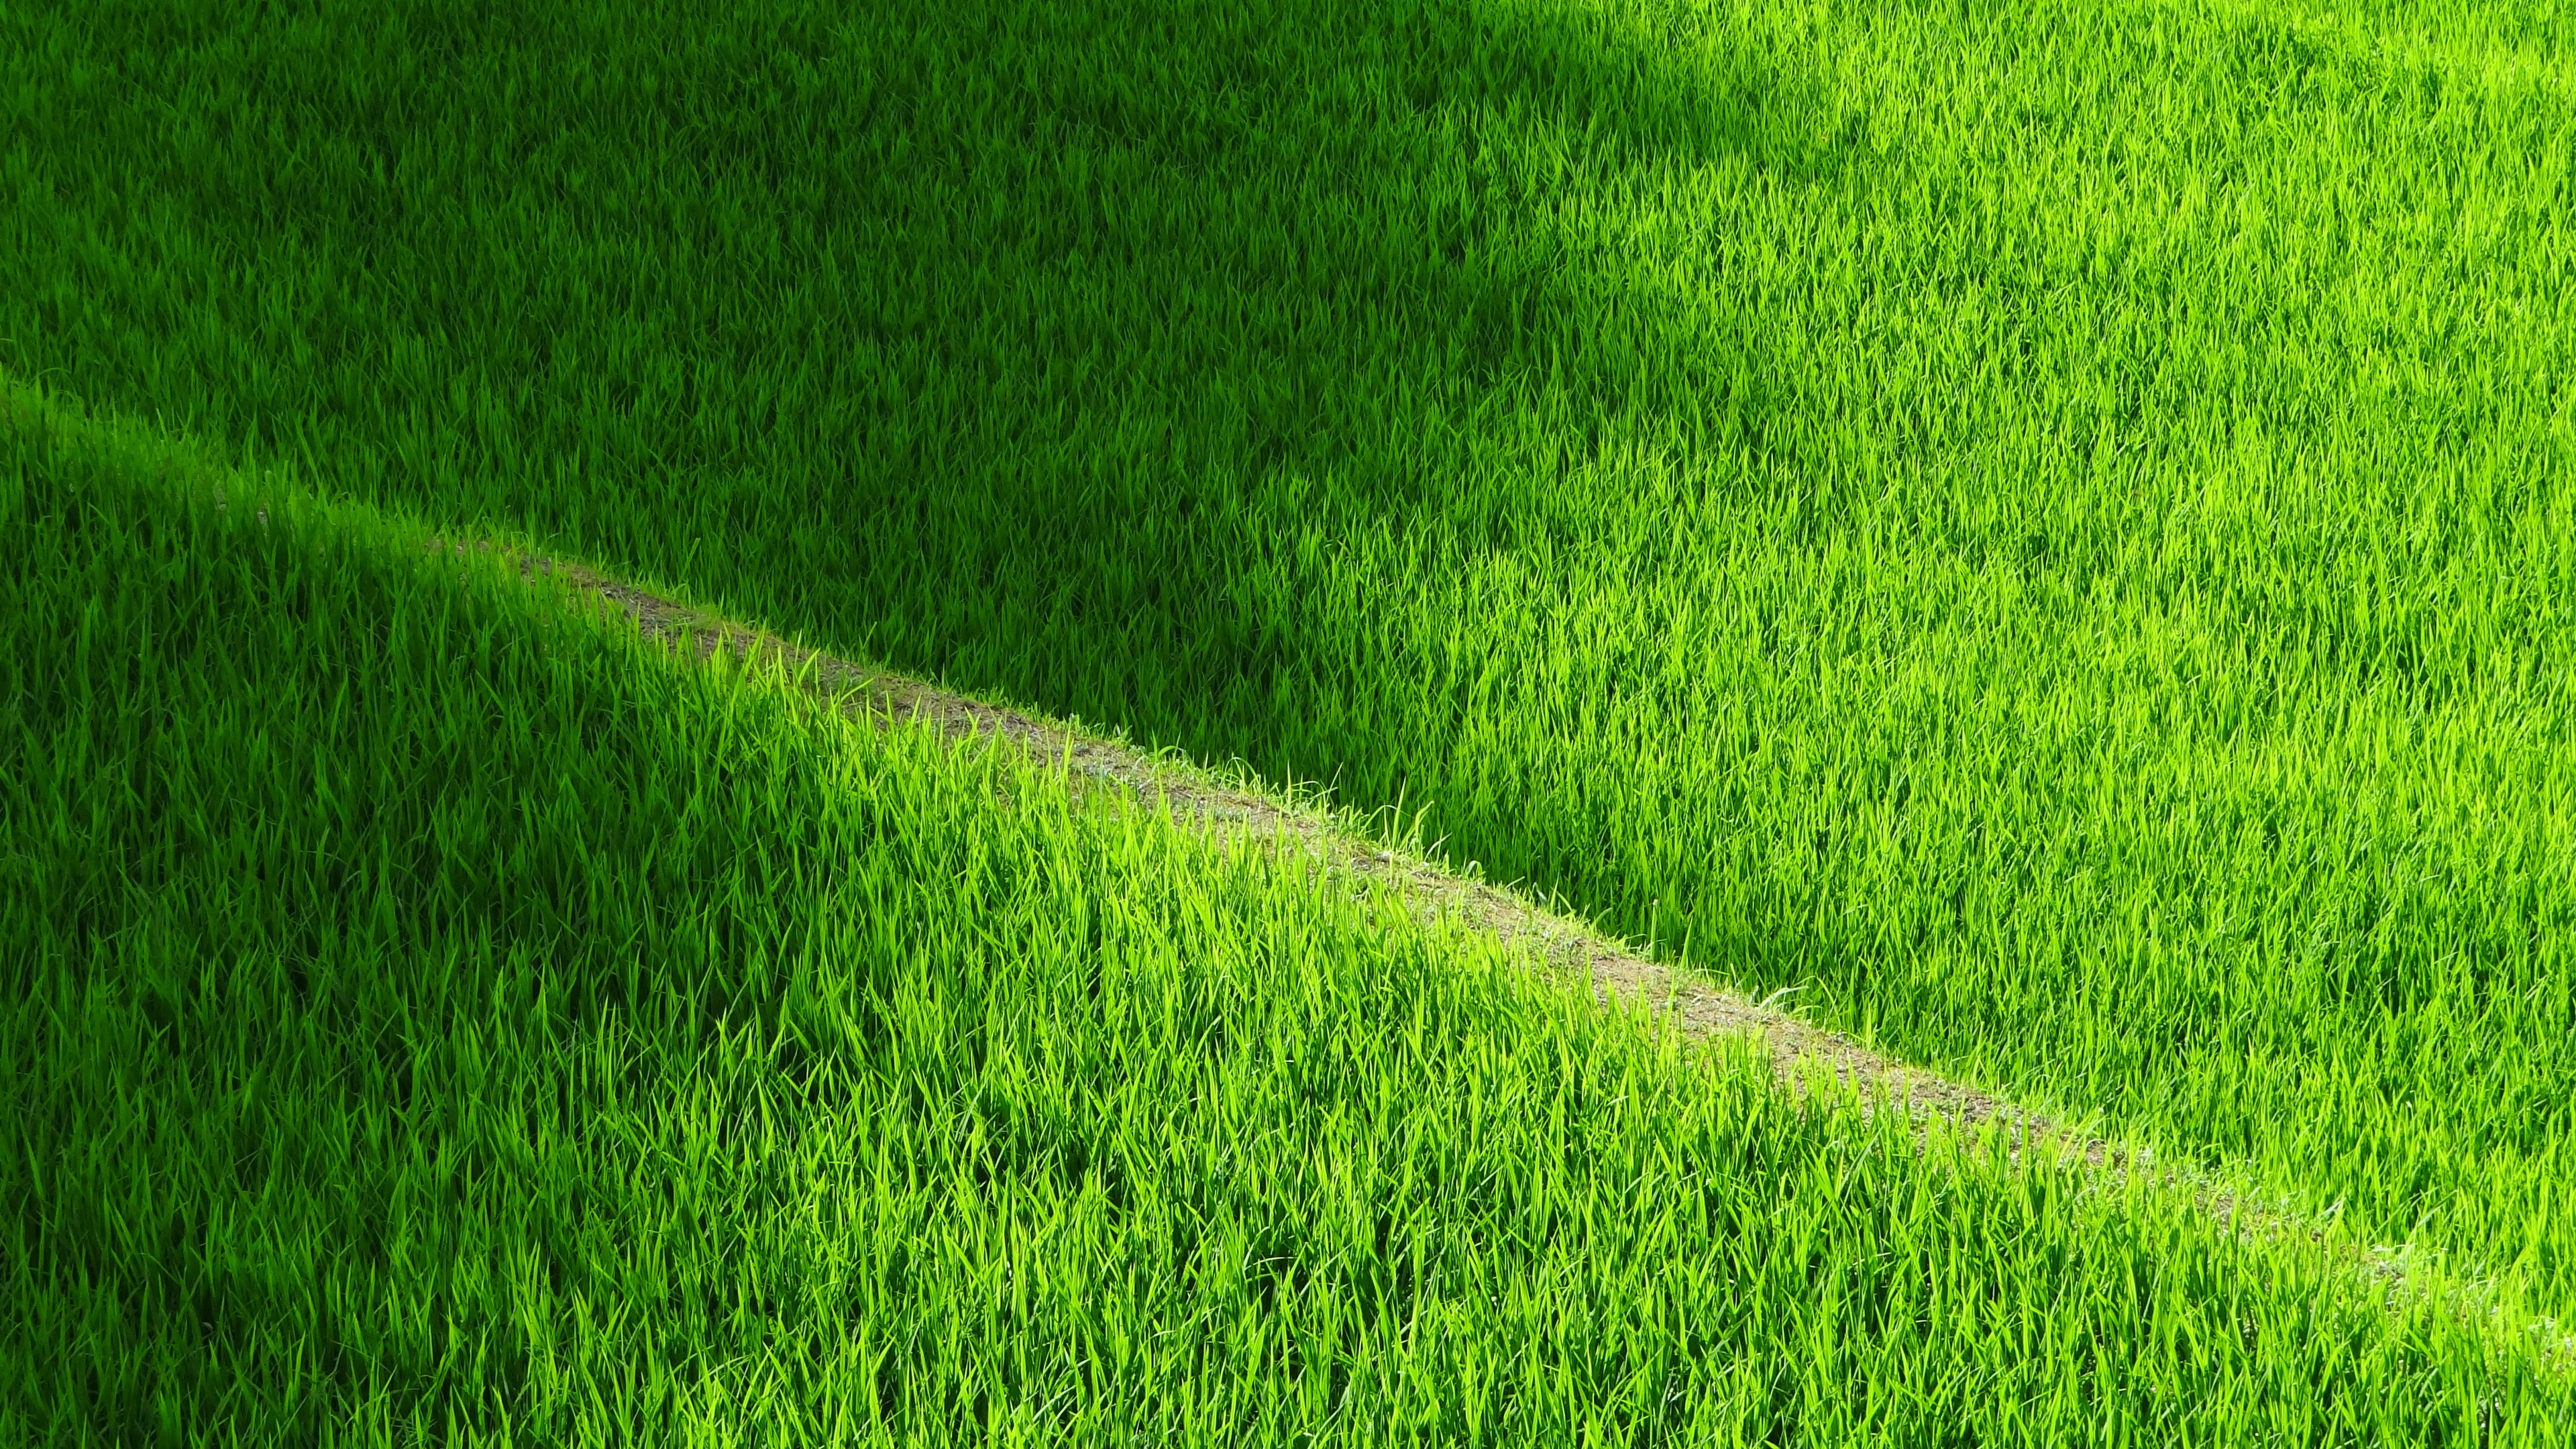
[7,0,2576,1375]
[17,386,2572,1442]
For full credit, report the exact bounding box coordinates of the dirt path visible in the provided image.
[436,534,2567,1364]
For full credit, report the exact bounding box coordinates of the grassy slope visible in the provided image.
[16,388,2570,1442]
[7,0,2576,1316]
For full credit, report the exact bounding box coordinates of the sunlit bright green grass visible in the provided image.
[18,390,2572,1443]
[8,0,2576,1324]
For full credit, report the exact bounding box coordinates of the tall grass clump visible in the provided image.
[7,0,2576,1315]
[7,392,2571,1442]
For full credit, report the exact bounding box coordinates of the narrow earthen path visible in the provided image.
[432,533,2570,1368]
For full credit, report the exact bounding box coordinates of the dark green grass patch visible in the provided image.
[6,389,2571,1442]
[7,0,2576,1318]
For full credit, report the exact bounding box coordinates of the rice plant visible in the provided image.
[6,380,2570,1446]
[8,0,2576,1401]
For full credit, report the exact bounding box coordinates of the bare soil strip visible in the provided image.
[429,534,2569,1363]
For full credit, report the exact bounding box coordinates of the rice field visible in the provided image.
[7,0,2576,1438]
[22,387,2567,1440]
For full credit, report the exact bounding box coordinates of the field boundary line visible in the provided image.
[430,532,2572,1372]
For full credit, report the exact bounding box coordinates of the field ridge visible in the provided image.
[390,498,2553,1342]
[415,519,2576,1375]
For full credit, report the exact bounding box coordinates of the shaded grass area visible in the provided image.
[8,0,2576,1319]
[8,390,2573,1443]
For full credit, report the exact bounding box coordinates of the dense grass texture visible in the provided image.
[9,0,2576,1321]
[17,388,2575,1442]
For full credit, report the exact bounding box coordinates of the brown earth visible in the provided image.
[423,532,2568,1363]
